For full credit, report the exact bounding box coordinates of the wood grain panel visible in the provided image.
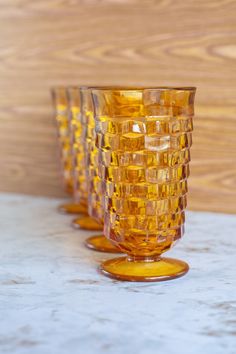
[0,0,235,213]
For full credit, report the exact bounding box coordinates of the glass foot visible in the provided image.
[100,257,189,282]
[58,202,87,215]
[85,235,121,253]
[72,216,103,231]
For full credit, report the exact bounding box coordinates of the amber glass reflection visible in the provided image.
[92,87,196,281]
[51,87,87,215]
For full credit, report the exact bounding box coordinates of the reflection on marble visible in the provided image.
[0,193,235,354]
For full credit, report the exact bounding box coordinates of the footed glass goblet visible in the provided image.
[92,87,196,281]
[70,87,102,231]
[81,88,120,252]
[51,87,87,215]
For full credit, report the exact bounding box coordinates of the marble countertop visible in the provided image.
[0,193,235,354]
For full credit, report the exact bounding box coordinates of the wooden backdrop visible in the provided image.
[0,0,235,214]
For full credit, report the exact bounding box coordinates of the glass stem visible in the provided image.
[127,255,161,263]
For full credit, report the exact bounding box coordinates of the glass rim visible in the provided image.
[90,86,196,92]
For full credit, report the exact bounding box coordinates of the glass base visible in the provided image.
[72,216,103,231]
[85,235,121,253]
[100,256,189,282]
[58,202,87,215]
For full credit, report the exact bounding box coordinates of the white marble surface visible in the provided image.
[0,193,236,354]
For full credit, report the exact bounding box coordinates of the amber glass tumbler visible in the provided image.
[92,87,196,281]
[71,87,103,231]
[81,88,120,252]
[51,87,87,215]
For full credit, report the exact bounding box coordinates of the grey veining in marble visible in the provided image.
[0,193,236,354]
